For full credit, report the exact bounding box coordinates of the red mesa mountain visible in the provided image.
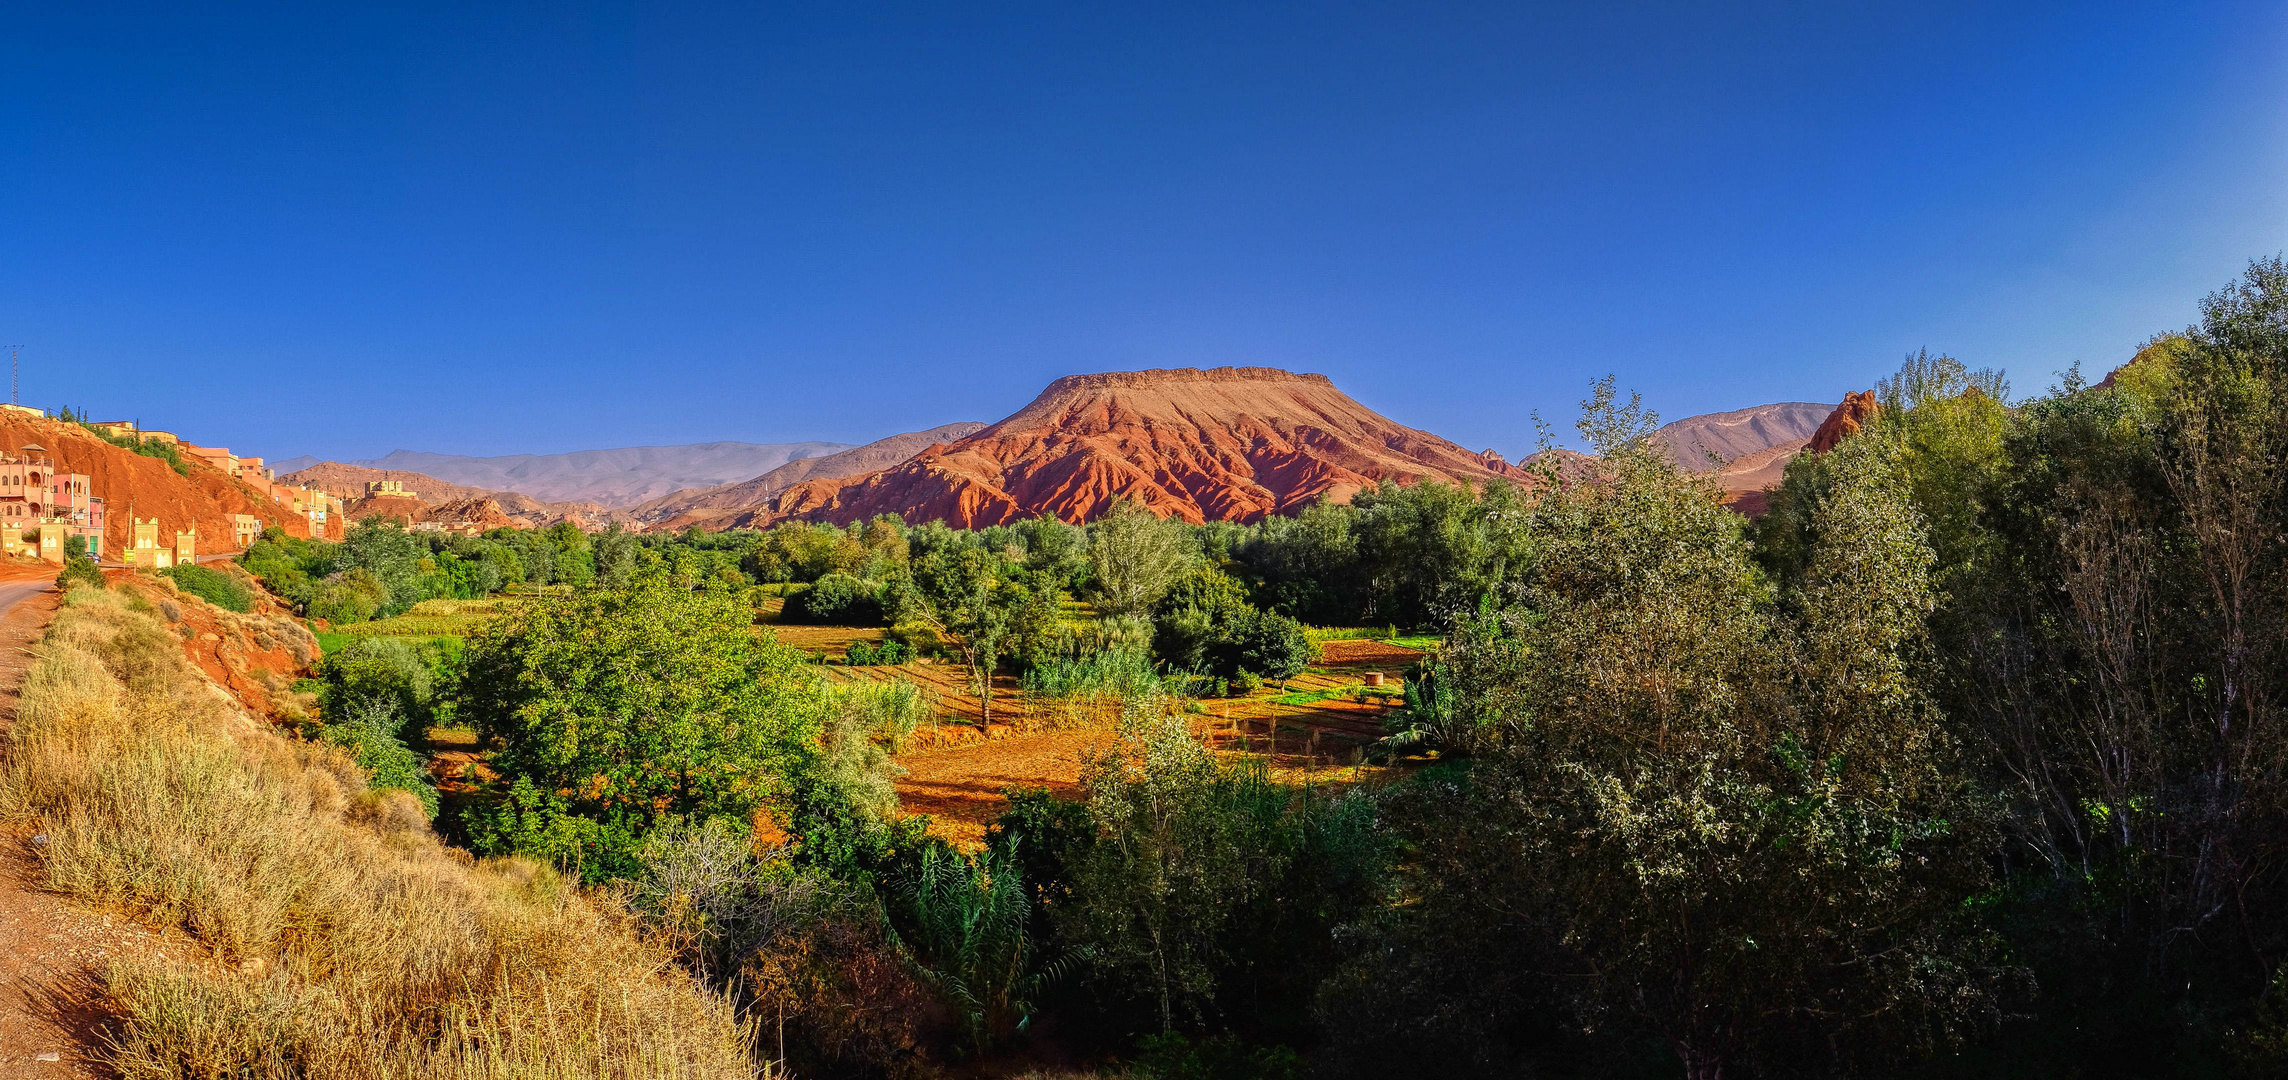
[718,367,1530,528]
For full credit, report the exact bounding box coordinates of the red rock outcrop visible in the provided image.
[1808,391,1880,453]
[428,497,518,531]
[728,367,1532,528]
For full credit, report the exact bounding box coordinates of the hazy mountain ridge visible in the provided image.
[279,461,631,529]
[275,441,855,506]
[635,422,987,527]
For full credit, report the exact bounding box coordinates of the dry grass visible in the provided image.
[0,585,762,1079]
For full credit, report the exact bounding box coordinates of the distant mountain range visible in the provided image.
[276,461,630,529]
[275,376,1845,530]
[270,441,853,507]
[634,423,987,527]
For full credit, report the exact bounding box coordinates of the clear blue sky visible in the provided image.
[4,2,2283,460]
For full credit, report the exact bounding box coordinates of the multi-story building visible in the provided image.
[0,447,101,559]
[235,456,273,497]
[0,450,53,522]
[366,479,416,498]
[233,513,263,549]
[48,470,103,559]
[271,484,342,537]
[185,445,238,474]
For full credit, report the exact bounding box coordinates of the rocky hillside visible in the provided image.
[284,462,628,529]
[1652,402,1832,470]
[721,367,1530,528]
[0,414,324,561]
[636,422,986,528]
[1648,402,1834,512]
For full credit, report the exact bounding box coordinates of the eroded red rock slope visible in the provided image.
[728,367,1529,527]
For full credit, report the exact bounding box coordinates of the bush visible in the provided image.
[320,636,441,739]
[784,573,885,625]
[55,555,105,593]
[163,564,253,613]
[1229,610,1315,682]
[322,697,439,816]
[843,639,910,666]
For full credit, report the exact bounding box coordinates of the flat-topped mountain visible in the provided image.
[718,366,1529,529]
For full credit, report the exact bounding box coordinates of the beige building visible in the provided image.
[233,513,263,549]
[128,517,174,569]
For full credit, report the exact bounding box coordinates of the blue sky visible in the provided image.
[4,2,2283,460]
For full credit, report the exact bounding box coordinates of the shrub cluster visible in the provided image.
[162,562,253,612]
[842,638,909,665]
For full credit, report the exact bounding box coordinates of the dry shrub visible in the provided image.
[0,587,760,1079]
[743,912,944,1078]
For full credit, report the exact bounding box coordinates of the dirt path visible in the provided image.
[0,576,167,1076]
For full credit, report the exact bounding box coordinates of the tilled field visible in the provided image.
[881,639,1427,847]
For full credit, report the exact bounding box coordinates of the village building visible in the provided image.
[232,513,263,549]
[271,484,342,535]
[184,445,238,474]
[0,448,102,560]
[366,479,416,498]
[127,516,174,569]
[235,456,274,497]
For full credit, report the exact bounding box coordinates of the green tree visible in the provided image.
[904,544,1019,726]
[460,581,821,876]
[1335,389,2000,1079]
[1090,501,1191,618]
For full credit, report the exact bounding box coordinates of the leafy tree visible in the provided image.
[460,581,821,878]
[1151,567,1254,673]
[320,636,441,740]
[784,572,885,625]
[1090,501,1191,617]
[1334,391,2001,1079]
[903,543,1021,726]
[593,522,642,587]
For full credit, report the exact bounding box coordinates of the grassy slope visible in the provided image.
[0,585,758,1079]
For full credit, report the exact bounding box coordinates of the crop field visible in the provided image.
[347,587,1437,849]
[857,635,1432,847]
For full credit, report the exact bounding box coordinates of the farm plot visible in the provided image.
[881,637,1428,847]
